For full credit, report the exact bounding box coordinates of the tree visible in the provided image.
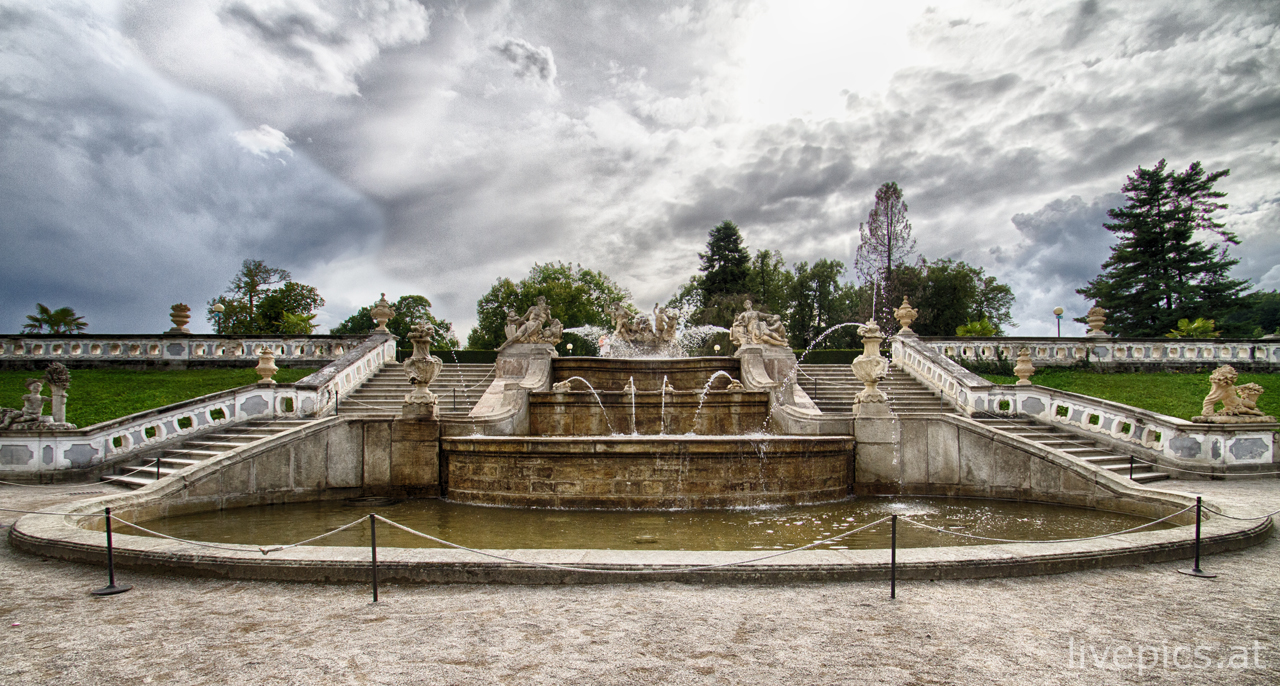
[331,294,458,349]
[855,182,917,325]
[787,260,859,349]
[698,221,751,300]
[956,319,998,337]
[1077,160,1249,337]
[206,259,325,334]
[746,249,793,318]
[892,259,1016,336]
[1220,290,1280,338]
[1165,317,1220,339]
[466,262,631,351]
[23,304,87,333]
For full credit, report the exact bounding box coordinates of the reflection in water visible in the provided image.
[132,497,1173,552]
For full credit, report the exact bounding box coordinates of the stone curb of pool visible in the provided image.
[8,490,1271,584]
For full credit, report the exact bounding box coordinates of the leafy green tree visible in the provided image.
[206,259,325,334]
[1220,290,1280,338]
[466,262,631,351]
[895,259,1015,336]
[699,221,751,300]
[331,295,458,349]
[23,304,87,333]
[855,182,917,324]
[787,259,859,349]
[1165,317,1220,339]
[746,249,793,318]
[1077,160,1248,337]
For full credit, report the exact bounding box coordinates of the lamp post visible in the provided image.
[713,344,721,355]
[566,342,573,356]
[213,303,225,335]
[1053,307,1064,338]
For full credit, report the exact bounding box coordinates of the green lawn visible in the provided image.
[0,368,317,428]
[979,368,1280,421]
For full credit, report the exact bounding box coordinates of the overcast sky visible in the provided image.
[2,0,1277,338]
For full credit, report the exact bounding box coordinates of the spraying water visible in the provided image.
[560,376,619,435]
[690,370,737,434]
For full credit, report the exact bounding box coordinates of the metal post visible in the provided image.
[156,457,162,482]
[1128,456,1133,480]
[890,515,897,599]
[91,507,132,596]
[1178,497,1217,579]
[369,513,379,602]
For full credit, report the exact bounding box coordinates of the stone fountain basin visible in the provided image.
[530,390,770,436]
[441,435,854,509]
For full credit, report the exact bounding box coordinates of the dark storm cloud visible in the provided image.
[0,2,382,333]
[493,38,557,84]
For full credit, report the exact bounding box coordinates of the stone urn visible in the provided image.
[371,293,395,333]
[850,322,889,405]
[1086,305,1108,337]
[169,303,192,334]
[402,322,443,419]
[893,297,919,336]
[255,347,278,384]
[1013,347,1035,386]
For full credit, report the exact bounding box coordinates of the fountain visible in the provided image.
[12,296,1230,586]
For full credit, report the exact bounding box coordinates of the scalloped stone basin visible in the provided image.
[441,435,854,509]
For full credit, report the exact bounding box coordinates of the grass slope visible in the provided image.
[979,368,1279,421]
[0,368,317,428]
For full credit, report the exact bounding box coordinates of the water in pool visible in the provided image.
[130,497,1173,551]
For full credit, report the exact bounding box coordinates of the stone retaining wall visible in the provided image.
[528,390,769,436]
[440,435,854,509]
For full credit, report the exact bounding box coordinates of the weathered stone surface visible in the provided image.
[929,422,961,485]
[362,421,391,487]
[442,436,852,509]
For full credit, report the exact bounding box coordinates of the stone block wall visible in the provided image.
[528,391,769,436]
[440,436,854,509]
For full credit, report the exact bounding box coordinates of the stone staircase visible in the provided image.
[796,364,959,417]
[969,416,1170,484]
[101,418,317,489]
[336,363,495,418]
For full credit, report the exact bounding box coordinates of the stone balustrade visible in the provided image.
[0,334,397,477]
[0,334,371,369]
[919,336,1280,370]
[0,383,307,476]
[892,336,1277,474]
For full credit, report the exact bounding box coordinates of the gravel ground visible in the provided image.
[2,480,1278,685]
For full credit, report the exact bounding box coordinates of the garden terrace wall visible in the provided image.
[528,390,769,436]
[551,357,741,392]
[922,336,1280,372]
[0,334,370,371]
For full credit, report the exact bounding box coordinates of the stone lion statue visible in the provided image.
[1200,365,1263,417]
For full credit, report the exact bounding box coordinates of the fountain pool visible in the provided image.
[130,496,1173,551]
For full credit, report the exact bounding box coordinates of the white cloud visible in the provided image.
[231,124,293,158]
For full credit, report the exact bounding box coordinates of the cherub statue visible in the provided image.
[0,379,51,430]
[1200,365,1262,417]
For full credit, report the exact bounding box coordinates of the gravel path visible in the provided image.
[2,480,1278,685]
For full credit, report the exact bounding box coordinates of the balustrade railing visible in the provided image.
[0,334,397,475]
[917,336,1280,369]
[893,336,1276,470]
[0,334,371,364]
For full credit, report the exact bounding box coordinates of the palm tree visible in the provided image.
[23,304,88,334]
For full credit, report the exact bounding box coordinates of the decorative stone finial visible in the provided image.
[255,347,278,384]
[1086,305,1108,337]
[1193,365,1275,423]
[371,293,395,333]
[850,322,889,406]
[402,321,443,419]
[168,303,192,334]
[45,363,71,424]
[893,297,919,336]
[1013,347,1035,386]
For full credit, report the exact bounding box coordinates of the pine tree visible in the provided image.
[1077,160,1248,337]
[855,182,917,325]
[698,221,751,299]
